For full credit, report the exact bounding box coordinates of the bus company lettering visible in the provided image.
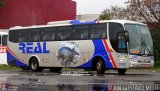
[19,42,50,54]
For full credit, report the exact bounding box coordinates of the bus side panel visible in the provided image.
[39,41,95,68]
[7,42,28,67]
[0,46,8,65]
[77,39,113,69]
[7,50,28,67]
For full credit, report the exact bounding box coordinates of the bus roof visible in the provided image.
[0,32,8,35]
[9,20,146,30]
[99,20,146,26]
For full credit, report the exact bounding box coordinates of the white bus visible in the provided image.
[0,32,8,65]
[7,20,154,74]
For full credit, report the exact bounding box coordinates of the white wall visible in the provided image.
[76,14,100,21]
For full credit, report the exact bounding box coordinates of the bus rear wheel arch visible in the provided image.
[92,57,105,74]
[29,57,43,72]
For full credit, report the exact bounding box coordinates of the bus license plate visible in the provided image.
[143,64,149,67]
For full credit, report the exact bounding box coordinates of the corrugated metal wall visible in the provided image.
[0,0,76,29]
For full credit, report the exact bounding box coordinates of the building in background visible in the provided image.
[0,0,76,30]
[76,14,100,21]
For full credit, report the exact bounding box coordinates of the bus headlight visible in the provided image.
[151,59,154,63]
[120,56,128,62]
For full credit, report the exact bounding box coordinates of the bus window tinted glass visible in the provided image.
[9,30,18,42]
[109,23,124,52]
[0,35,1,45]
[19,31,27,42]
[73,25,89,40]
[2,35,7,46]
[42,27,56,41]
[56,26,72,41]
[28,29,41,42]
[90,24,107,39]
[9,30,27,43]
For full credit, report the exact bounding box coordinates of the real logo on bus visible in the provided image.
[19,42,50,54]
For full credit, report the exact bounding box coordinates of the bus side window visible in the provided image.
[28,29,41,42]
[56,26,72,41]
[73,25,89,40]
[2,35,7,46]
[90,23,107,39]
[0,35,1,45]
[9,30,19,43]
[42,27,56,41]
[19,31,27,42]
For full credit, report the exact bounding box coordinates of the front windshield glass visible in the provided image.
[125,24,153,56]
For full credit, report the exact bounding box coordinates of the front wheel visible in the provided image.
[117,69,126,75]
[29,58,43,72]
[95,59,105,74]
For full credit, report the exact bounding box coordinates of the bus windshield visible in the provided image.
[125,24,153,56]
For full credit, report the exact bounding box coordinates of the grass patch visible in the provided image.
[0,65,20,70]
[153,61,160,70]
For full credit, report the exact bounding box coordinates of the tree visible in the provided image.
[99,11,111,20]
[126,0,160,29]
[99,6,131,20]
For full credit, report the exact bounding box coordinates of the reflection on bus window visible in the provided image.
[90,24,107,39]
[28,29,41,42]
[57,26,72,41]
[42,27,56,41]
[73,25,89,40]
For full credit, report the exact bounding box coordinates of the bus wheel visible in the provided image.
[95,59,105,74]
[49,67,62,72]
[117,69,126,75]
[30,58,43,72]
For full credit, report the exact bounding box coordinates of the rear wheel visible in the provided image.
[117,69,126,75]
[29,58,43,72]
[49,67,62,72]
[95,59,105,74]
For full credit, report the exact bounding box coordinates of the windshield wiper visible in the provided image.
[143,40,152,56]
[139,37,152,56]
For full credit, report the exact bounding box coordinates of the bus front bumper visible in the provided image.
[129,62,154,69]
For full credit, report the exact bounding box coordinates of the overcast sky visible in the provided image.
[75,0,128,15]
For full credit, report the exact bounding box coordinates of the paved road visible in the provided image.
[0,70,159,91]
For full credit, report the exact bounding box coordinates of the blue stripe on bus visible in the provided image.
[7,51,28,67]
[71,20,96,25]
[70,20,80,24]
[77,39,113,69]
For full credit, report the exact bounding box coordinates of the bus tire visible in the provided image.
[95,59,105,74]
[29,58,43,72]
[117,69,126,75]
[49,67,62,72]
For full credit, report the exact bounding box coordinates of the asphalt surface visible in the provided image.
[0,70,159,91]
